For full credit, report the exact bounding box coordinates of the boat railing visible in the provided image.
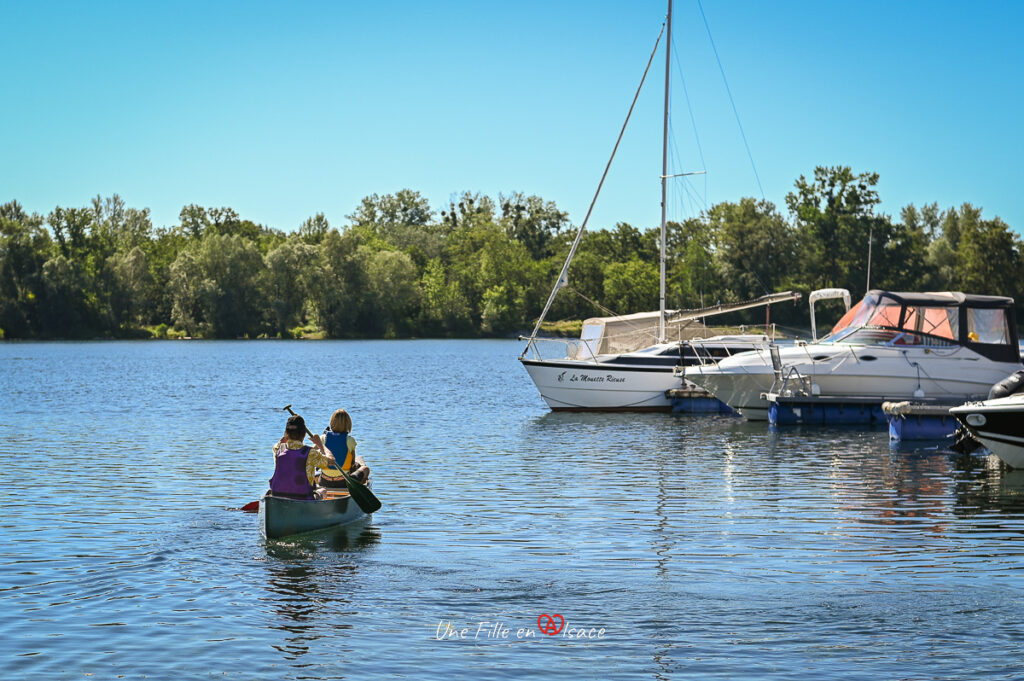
[521,336,602,364]
[679,323,778,369]
[767,344,811,397]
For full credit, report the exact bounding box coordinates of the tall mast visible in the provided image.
[658,0,672,344]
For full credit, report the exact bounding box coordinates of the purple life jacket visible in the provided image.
[269,445,314,499]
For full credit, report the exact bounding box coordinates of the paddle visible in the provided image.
[283,405,382,514]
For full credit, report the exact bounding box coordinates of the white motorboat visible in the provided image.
[950,394,1024,469]
[687,290,1022,420]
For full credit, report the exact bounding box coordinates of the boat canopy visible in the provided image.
[824,290,1019,363]
[578,311,713,357]
[574,291,800,358]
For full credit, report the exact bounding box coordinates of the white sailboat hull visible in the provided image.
[520,358,683,411]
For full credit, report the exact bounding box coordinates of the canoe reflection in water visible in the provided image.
[260,519,380,662]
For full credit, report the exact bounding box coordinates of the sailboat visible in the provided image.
[517,0,795,412]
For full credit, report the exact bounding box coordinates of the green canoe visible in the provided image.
[259,485,370,539]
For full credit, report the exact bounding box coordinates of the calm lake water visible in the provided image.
[3,339,1024,680]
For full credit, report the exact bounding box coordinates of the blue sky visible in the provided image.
[2,0,1022,234]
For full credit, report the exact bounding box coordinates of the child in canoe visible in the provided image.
[318,408,370,487]
[270,414,338,500]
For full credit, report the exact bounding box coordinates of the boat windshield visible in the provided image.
[827,299,863,337]
[823,293,960,347]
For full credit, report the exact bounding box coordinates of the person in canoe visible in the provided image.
[318,408,370,487]
[269,414,338,500]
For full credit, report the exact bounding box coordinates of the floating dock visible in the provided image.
[882,401,960,441]
[666,387,734,414]
[764,391,962,440]
[765,393,884,426]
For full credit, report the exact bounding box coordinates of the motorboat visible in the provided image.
[950,395,1024,469]
[687,290,1022,420]
[950,371,1024,469]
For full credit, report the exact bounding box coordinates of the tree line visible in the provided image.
[1,165,1022,340]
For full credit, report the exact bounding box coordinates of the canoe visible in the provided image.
[259,485,371,539]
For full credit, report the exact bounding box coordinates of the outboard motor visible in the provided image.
[988,370,1024,400]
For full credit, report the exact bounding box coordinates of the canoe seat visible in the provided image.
[322,489,351,501]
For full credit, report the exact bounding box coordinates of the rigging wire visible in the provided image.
[696,0,765,201]
[679,176,709,214]
[567,286,619,319]
[671,36,707,184]
[667,124,708,219]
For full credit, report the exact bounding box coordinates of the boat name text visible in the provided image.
[557,371,627,384]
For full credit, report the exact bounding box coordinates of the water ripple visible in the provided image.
[3,340,1024,679]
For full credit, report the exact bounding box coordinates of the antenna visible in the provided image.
[866,224,873,293]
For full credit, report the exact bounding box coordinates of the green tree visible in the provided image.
[419,257,472,335]
[0,202,51,337]
[603,258,659,315]
[548,250,607,320]
[297,213,330,244]
[869,207,930,291]
[168,234,266,337]
[439,191,495,233]
[349,189,443,257]
[445,221,539,332]
[109,246,153,328]
[311,228,367,337]
[786,166,881,294]
[665,218,717,309]
[167,250,203,336]
[349,189,433,232]
[179,204,210,239]
[48,206,93,259]
[953,204,1022,296]
[498,192,569,259]
[38,254,90,336]
[265,239,319,336]
[709,198,795,301]
[92,194,153,252]
[365,249,421,337]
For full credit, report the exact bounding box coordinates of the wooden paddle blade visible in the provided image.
[241,501,260,513]
[340,469,382,514]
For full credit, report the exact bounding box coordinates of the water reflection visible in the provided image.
[952,458,1024,518]
[261,521,380,664]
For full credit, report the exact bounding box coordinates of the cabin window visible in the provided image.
[967,308,1010,344]
[902,306,958,341]
[865,301,902,328]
